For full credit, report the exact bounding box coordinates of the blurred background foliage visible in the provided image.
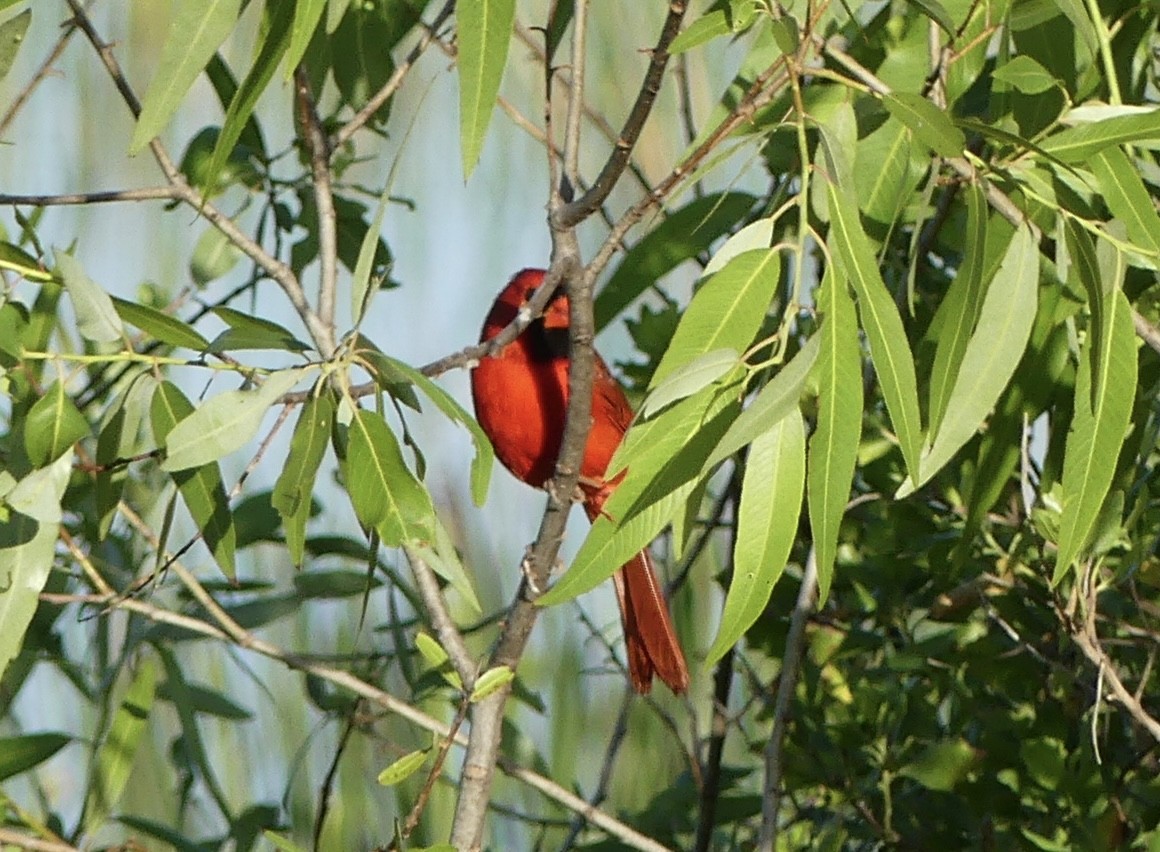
[0,0,1159,850]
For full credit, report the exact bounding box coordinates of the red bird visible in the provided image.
[471,268,689,694]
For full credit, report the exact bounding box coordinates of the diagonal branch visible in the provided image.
[294,66,339,338]
[554,0,688,228]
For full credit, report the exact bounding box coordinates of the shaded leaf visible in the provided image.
[377,749,428,786]
[111,297,210,351]
[56,250,122,344]
[0,732,70,783]
[272,392,334,566]
[883,92,965,157]
[0,8,30,85]
[24,380,89,466]
[87,657,158,826]
[899,739,977,791]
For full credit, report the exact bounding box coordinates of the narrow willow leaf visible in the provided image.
[205,2,294,194]
[827,182,923,480]
[703,215,773,277]
[24,380,89,466]
[707,410,805,664]
[883,92,965,157]
[0,456,70,678]
[1052,0,1098,54]
[542,383,740,606]
[111,297,210,351]
[0,732,70,783]
[1042,110,1160,163]
[405,518,482,615]
[284,0,328,81]
[95,373,154,539]
[855,118,921,225]
[272,392,334,566]
[160,368,305,472]
[1054,291,1137,580]
[1090,145,1160,260]
[56,251,122,343]
[640,348,739,417]
[899,223,1039,495]
[151,382,237,578]
[208,306,310,353]
[0,9,31,85]
[457,0,517,177]
[87,657,158,826]
[807,272,862,603]
[352,183,393,325]
[1065,221,1106,409]
[651,248,780,387]
[993,55,1060,94]
[370,353,495,507]
[343,408,434,546]
[377,749,428,786]
[597,192,757,330]
[414,630,462,689]
[0,241,50,281]
[469,665,515,701]
[702,333,820,472]
[906,0,955,32]
[928,183,991,436]
[130,0,242,153]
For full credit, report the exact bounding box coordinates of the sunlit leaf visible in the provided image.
[111,297,210,351]
[160,369,306,472]
[55,250,122,344]
[707,411,805,664]
[470,665,514,701]
[457,0,517,177]
[883,92,965,157]
[377,749,428,786]
[1054,290,1136,580]
[640,348,739,417]
[1042,109,1160,163]
[827,181,922,481]
[807,270,861,602]
[130,0,242,153]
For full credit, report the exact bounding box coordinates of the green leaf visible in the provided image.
[827,182,923,481]
[0,456,70,679]
[470,665,515,701]
[205,1,294,194]
[669,9,731,54]
[703,216,773,277]
[293,569,381,599]
[596,192,757,331]
[272,392,334,566]
[1020,736,1066,790]
[55,251,123,344]
[855,118,922,225]
[342,407,434,546]
[807,271,861,603]
[1054,290,1136,581]
[651,248,780,388]
[368,353,494,507]
[87,657,158,827]
[540,383,740,606]
[882,92,965,157]
[1090,145,1160,261]
[414,631,462,689]
[24,380,88,466]
[905,0,955,33]
[0,241,50,281]
[159,368,306,472]
[130,0,242,153]
[111,297,211,351]
[702,333,819,472]
[208,306,310,353]
[1052,0,1098,55]
[405,519,482,615]
[352,182,393,325]
[264,831,309,852]
[707,410,805,664]
[190,226,243,286]
[1042,110,1160,164]
[284,0,328,81]
[898,739,977,791]
[927,184,993,436]
[0,8,30,85]
[0,732,70,783]
[151,382,237,578]
[457,0,517,177]
[640,348,740,417]
[94,373,154,539]
[377,749,428,786]
[992,55,1060,94]
[898,224,1038,495]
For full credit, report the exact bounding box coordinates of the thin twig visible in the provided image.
[294,66,338,337]
[404,544,478,686]
[0,187,179,206]
[758,546,819,851]
[0,2,85,138]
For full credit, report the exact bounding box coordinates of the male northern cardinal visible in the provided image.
[471,268,689,694]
